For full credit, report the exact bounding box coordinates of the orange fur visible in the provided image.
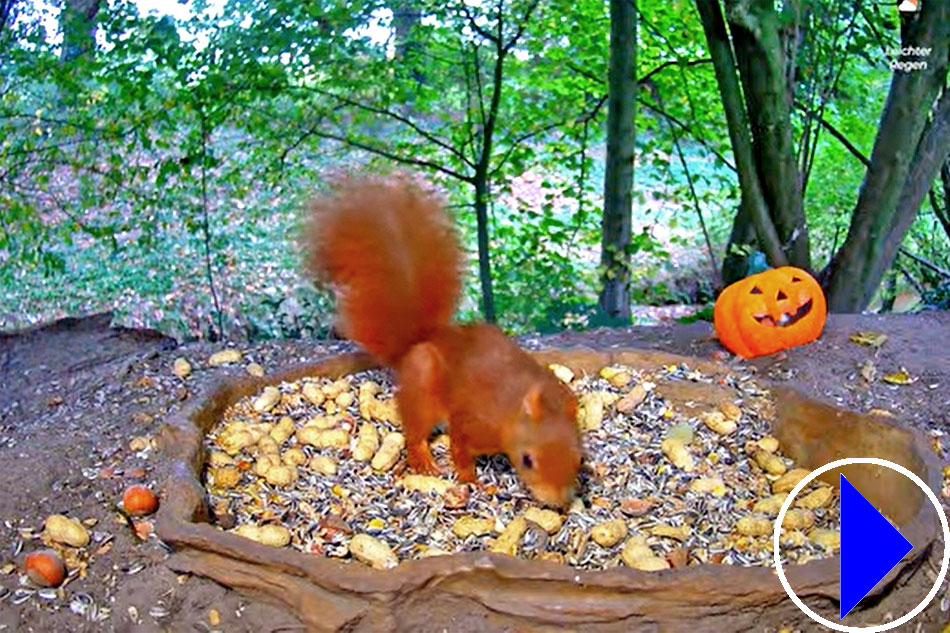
[306,176,582,507]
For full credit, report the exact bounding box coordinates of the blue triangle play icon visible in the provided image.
[840,474,913,619]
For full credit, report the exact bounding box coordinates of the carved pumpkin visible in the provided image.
[714,266,827,359]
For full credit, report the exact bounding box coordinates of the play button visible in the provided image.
[840,474,914,619]
[773,457,950,632]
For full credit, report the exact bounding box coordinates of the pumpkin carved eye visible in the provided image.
[750,286,763,295]
[791,276,803,282]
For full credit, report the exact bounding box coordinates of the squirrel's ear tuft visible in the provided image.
[522,383,544,421]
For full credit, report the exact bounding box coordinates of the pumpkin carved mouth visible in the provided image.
[753,298,814,327]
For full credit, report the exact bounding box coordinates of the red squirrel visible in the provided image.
[306,176,582,508]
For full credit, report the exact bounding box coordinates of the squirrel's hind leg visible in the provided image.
[397,342,447,476]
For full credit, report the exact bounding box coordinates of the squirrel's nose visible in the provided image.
[556,484,577,510]
[533,485,575,510]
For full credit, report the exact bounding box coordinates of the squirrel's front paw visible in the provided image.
[408,447,443,476]
[454,465,477,484]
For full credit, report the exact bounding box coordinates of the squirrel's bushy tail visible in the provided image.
[306,176,462,366]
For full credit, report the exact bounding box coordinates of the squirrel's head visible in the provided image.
[509,378,583,509]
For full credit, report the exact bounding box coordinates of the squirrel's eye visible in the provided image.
[522,453,534,469]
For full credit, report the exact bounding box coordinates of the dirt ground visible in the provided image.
[1,311,949,632]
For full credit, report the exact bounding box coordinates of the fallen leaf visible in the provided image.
[133,520,153,540]
[859,359,877,384]
[883,367,916,385]
[667,547,689,568]
[849,331,888,348]
[129,436,150,452]
[443,485,470,509]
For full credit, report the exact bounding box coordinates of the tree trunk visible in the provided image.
[723,0,810,269]
[60,0,100,62]
[469,32,509,324]
[473,172,496,323]
[880,270,897,313]
[392,0,421,59]
[599,0,636,320]
[935,161,950,241]
[695,0,787,282]
[391,0,424,84]
[823,0,950,311]
[943,162,950,218]
[0,0,17,35]
[721,205,756,284]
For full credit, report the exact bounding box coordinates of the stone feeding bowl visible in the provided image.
[156,348,941,632]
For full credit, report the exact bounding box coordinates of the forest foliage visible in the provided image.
[1,0,948,341]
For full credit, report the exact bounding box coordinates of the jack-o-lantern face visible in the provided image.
[713,266,827,358]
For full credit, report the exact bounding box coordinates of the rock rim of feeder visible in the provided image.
[155,348,941,632]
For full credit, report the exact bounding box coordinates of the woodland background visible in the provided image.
[1,0,949,342]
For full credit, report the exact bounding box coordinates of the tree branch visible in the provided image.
[638,58,713,85]
[936,161,950,242]
[459,41,481,164]
[794,100,871,167]
[566,61,600,83]
[471,42,488,129]
[276,104,346,170]
[567,57,712,87]
[900,247,950,279]
[459,4,499,44]
[310,129,471,182]
[928,186,950,241]
[502,0,541,53]
[800,4,861,193]
[198,106,223,340]
[0,0,17,34]
[637,97,736,172]
[292,85,475,167]
[655,86,720,285]
[567,57,734,171]
[897,265,925,296]
[489,93,609,178]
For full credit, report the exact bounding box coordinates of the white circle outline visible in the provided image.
[773,457,950,632]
